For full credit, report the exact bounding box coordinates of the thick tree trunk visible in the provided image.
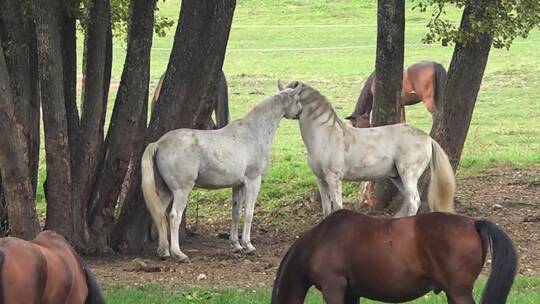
[0,36,40,239]
[88,0,156,253]
[35,0,75,240]
[113,0,236,253]
[430,3,493,171]
[370,0,404,208]
[60,1,81,161]
[71,0,111,247]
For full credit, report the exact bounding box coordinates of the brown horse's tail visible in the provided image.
[427,139,455,213]
[81,261,107,304]
[475,220,517,304]
[433,62,447,111]
[0,249,4,304]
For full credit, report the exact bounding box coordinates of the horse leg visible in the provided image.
[241,175,261,254]
[316,177,332,217]
[230,185,245,253]
[325,173,343,212]
[391,176,420,217]
[320,276,347,304]
[445,288,476,304]
[399,105,406,122]
[169,185,193,262]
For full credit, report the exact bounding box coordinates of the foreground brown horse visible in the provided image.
[346,61,447,128]
[152,70,229,129]
[272,210,517,304]
[0,230,106,304]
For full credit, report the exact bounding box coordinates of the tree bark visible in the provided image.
[0,34,40,239]
[71,0,111,247]
[60,0,81,162]
[88,0,156,253]
[35,0,75,240]
[370,0,405,208]
[113,0,236,253]
[430,3,493,171]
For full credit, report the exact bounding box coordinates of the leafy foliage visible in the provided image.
[79,0,174,38]
[413,0,540,49]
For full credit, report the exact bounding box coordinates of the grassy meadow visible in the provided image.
[37,0,540,302]
[103,278,540,303]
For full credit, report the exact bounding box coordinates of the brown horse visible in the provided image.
[151,70,229,129]
[345,61,447,128]
[272,210,517,304]
[0,230,106,304]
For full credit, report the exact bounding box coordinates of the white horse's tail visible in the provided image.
[141,142,166,230]
[427,139,456,213]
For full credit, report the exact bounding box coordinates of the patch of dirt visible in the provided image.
[87,165,540,288]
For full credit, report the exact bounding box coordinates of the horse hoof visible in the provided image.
[243,246,256,255]
[157,248,170,259]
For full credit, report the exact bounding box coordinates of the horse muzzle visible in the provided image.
[294,108,303,120]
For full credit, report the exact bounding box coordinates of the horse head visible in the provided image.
[277,80,303,120]
[345,113,371,128]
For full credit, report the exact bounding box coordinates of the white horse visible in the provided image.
[141,84,303,261]
[279,81,455,217]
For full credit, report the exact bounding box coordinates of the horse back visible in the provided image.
[0,237,48,303]
[32,231,89,304]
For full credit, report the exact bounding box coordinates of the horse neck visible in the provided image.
[271,245,310,304]
[299,102,344,152]
[243,96,286,148]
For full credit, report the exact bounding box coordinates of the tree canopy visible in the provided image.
[414,0,540,49]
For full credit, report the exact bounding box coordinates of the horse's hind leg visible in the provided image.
[445,288,475,304]
[169,184,193,262]
[392,175,421,217]
[320,276,347,304]
[230,185,245,253]
[241,175,261,254]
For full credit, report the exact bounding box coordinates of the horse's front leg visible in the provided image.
[316,177,332,217]
[230,185,245,253]
[325,173,343,212]
[169,185,193,263]
[241,175,261,254]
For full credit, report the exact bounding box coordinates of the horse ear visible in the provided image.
[277,79,285,91]
[291,83,302,96]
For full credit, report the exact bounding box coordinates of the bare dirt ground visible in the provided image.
[87,165,540,289]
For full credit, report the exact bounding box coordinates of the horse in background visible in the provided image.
[282,81,455,218]
[346,61,447,128]
[272,210,517,304]
[152,70,229,129]
[141,84,303,262]
[0,230,106,304]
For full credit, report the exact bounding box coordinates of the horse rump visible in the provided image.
[475,220,517,304]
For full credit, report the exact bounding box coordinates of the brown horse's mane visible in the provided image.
[354,71,375,115]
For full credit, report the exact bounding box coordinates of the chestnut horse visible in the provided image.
[272,210,517,304]
[0,230,106,304]
[345,61,447,128]
[151,70,229,129]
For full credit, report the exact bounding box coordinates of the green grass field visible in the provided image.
[37,0,540,301]
[103,278,540,303]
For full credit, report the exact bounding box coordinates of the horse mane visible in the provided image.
[354,71,375,115]
[295,83,349,133]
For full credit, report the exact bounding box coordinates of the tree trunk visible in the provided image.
[70,0,111,247]
[370,0,405,208]
[430,3,493,171]
[35,0,75,240]
[0,34,40,239]
[113,0,236,253]
[88,0,156,253]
